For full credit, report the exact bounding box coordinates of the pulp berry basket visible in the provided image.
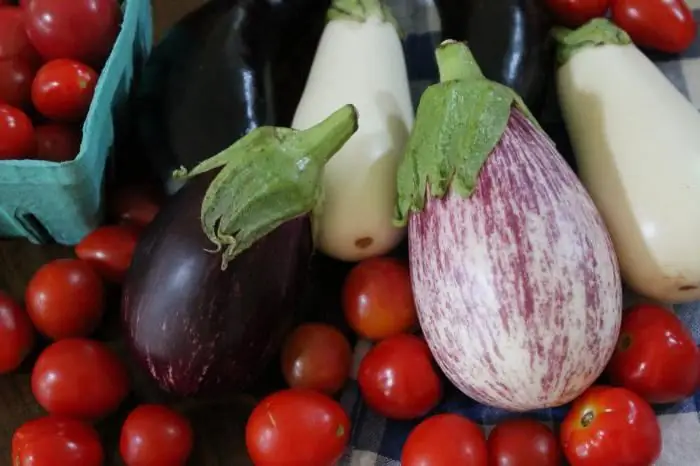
[0,0,153,245]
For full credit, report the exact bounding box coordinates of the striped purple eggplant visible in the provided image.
[394,41,622,411]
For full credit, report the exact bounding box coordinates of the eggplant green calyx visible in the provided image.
[328,0,401,34]
[553,18,632,68]
[393,40,539,227]
[173,104,358,270]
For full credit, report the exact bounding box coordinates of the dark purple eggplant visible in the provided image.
[136,0,330,192]
[122,105,358,397]
[434,0,554,116]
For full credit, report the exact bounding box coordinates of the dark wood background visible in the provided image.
[0,1,261,464]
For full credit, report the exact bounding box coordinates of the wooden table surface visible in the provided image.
[0,1,260,464]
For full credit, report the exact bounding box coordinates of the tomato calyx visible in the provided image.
[617,333,633,352]
[579,408,596,428]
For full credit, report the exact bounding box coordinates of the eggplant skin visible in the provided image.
[434,0,553,116]
[121,175,313,397]
[410,110,621,411]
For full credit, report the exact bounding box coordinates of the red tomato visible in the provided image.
[402,414,487,466]
[32,59,98,122]
[0,291,34,373]
[281,323,352,395]
[612,0,697,54]
[0,103,34,159]
[0,6,39,62]
[75,225,140,283]
[110,184,162,228]
[33,123,82,162]
[32,338,129,421]
[561,386,661,466]
[487,419,561,466]
[357,334,441,420]
[342,257,417,340]
[246,389,350,466]
[606,304,699,404]
[25,258,104,340]
[0,56,33,108]
[120,404,194,466]
[12,416,104,466]
[544,0,610,27]
[24,0,121,66]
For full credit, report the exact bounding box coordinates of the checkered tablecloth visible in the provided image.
[338,1,700,464]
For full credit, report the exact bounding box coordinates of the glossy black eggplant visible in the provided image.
[136,0,329,191]
[122,105,358,397]
[434,0,554,115]
[121,175,313,396]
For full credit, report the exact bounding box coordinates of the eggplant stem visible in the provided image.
[436,40,484,83]
[173,105,358,270]
[327,0,402,35]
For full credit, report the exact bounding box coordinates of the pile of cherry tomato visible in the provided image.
[0,0,122,161]
[0,185,189,466]
[545,0,697,54]
[247,255,700,466]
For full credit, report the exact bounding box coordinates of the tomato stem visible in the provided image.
[618,333,632,351]
[581,410,595,428]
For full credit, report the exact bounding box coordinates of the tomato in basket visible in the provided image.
[0,103,34,159]
[0,6,40,63]
[32,58,98,122]
[0,56,34,108]
[33,123,82,162]
[24,0,122,66]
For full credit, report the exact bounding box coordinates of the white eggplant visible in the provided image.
[555,19,700,303]
[394,41,622,411]
[291,0,414,261]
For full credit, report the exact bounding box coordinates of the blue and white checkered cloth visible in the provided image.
[338,1,700,464]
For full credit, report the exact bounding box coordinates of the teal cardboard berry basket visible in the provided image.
[0,0,153,245]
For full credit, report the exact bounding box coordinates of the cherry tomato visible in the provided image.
[33,123,82,162]
[606,304,699,404]
[544,0,610,27]
[402,414,487,466]
[0,56,33,108]
[32,338,129,421]
[120,404,194,466]
[0,103,34,159]
[25,258,104,340]
[75,225,140,283]
[612,0,697,54]
[281,323,352,395]
[110,184,162,228]
[12,416,104,466]
[342,257,417,340]
[561,386,661,466]
[32,59,98,122]
[246,389,350,466]
[487,419,561,466]
[24,0,121,66]
[357,334,441,420]
[0,291,34,373]
[0,6,39,62]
